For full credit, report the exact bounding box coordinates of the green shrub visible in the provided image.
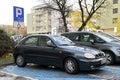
[0,30,14,57]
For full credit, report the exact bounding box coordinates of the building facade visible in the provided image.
[27,4,69,35]
[51,11,66,35]
[96,0,120,34]
[27,5,51,34]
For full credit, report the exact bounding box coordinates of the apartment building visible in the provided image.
[51,11,66,35]
[27,4,66,34]
[96,0,120,34]
[27,4,51,34]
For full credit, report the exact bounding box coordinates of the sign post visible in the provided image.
[13,6,24,43]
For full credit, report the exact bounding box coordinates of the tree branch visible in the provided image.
[84,0,90,15]
[78,0,108,31]
[78,0,84,23]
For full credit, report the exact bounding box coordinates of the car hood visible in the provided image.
[60,45,102,55]
[109,41,120,46]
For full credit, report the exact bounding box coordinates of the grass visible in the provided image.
[0,53,14,66]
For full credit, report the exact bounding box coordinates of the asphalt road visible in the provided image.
[1,64,120,80]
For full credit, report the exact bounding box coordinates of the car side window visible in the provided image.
[94,35,105,43]
[81,34,91,42]
[64,34,80,41]
[23,37,38,46]
[39,36,52,46]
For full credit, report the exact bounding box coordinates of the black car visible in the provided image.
[13,34,106,74]
[62,32,120,64]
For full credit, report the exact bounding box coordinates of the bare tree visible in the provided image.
[78,0,108,31]
[43,0,72,32]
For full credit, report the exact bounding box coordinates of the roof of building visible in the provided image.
[32,4,50,10]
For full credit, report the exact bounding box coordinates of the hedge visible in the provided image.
[0,30,14,57]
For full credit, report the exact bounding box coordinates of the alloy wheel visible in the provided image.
[105,53,113,64]
[16,55,26,67]
[64,58,79,74]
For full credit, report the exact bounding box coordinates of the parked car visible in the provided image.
[61,32,120,65]
[13,34,106,74]
[109,34,120,41]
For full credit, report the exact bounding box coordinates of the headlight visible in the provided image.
[117,47,120,52]
[84,53,95,59]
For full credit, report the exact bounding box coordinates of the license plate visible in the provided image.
[101,58,106,64]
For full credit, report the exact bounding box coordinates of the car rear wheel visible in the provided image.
[16,55,26,67]
[64,58,79,74]
[105,51,114,65]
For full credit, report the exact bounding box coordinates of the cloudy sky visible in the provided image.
[0,0,91,26]
[0,0,39,25]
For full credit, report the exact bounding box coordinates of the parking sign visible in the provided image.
[13,6,24,28]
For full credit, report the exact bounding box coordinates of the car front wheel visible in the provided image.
[64,58,79,74]
[105,51,114,65]
[15,55,26,67]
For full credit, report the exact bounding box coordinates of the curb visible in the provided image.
[0,71,37,80]
[0,63,14,67]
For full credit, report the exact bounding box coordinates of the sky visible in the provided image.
[0,0,40,25]
[0,0,91,26]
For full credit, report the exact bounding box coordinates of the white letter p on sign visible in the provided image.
[16,8,22,17]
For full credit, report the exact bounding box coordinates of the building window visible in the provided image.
[113,18,118,24]
[113,0,118,4]
[113,8,118,14]
[36,26,41,31]
[32,22,35,24]
[58,18,63,23]
[32,27,34,30]
[36,20,41,23]
[32,16,35,19]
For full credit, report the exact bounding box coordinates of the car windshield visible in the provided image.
[52,36,75,46]
[96,32,119,42]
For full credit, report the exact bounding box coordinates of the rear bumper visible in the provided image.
[79,58,107,71]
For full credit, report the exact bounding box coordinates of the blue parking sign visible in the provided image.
[13,6,24,22]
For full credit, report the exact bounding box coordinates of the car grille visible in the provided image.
[95,53,105,59]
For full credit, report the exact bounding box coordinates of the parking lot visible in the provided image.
[1,64,120,80]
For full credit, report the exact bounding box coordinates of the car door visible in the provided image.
[92,35,107,50]
[80,33,106,50]
[36,36,63,66]
[77,33,93,47]
[21,36,39,63]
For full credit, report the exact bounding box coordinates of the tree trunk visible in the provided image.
[62,15,69,32]
[78,14,93,31]
[78,22,86,31]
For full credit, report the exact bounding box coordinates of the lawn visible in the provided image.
[0,53,14,66]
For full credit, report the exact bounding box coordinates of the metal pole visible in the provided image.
[17,22,21,43]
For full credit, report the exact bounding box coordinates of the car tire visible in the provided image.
[15,55,26,67]
[64,58,79,74]
[104,51,114,65]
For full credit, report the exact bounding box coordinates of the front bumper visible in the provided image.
[79,58,107,71]
[115,56,120,62]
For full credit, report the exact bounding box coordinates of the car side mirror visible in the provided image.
[47,41,56,48]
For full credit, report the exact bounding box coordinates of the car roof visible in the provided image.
[61,31,94,34]
[61,31,105,34]
[26,34,61,38]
